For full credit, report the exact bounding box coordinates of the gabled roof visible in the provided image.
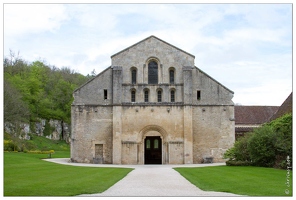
[195,66,234,94]
[235,106,279,125]
[73,66,111,92]
[269,92,292,121]
[111,35,195,58]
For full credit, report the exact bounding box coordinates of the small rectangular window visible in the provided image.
[104,89,108,100]
[132,70,137,84]
[170,70,174,84]
[157,91,162,102]
[171,90,175,102]
[144,91,149,102]
[197,90,201,100]
[131,91,136,102]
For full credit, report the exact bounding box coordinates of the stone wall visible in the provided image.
[71,105,113,164]
[70,104,235,164]
[119,105,185,164]
[73,67,113,105]
[192,106,235,163]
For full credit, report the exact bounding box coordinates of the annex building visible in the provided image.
[71,36,235,164]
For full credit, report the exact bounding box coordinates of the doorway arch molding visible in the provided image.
[137,125,169,164]
[138,125,168,143]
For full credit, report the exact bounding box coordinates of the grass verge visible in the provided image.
[174,166,292,196]
[4,152,133,196]
[4,132,70,152]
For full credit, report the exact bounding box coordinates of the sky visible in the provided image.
[2,2,293,106]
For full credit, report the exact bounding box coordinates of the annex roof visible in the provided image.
[235,106,279,125]
[269,92,292,121]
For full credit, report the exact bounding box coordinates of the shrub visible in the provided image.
[223,133,252,161]
[226,160,252,166]
[27,150,54,154]
[224,113,292,169]
[247,126,277,167]
[4,140,17,151]
[269,113,292,168]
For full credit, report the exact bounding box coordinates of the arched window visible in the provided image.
[148,61,158,84]
[146,139,150,149]
[157,90,162,102]
[131,69,137,84]
[144,90,149,102]
[154,139,159,149]
[170,90,175,102]
[169,69,175,84]
[131,90,136,102]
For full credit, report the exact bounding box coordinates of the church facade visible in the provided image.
[71,36,235,164]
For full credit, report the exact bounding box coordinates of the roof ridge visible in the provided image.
[111,35,195,58]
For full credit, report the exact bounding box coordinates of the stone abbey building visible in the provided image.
[71,36,235,164]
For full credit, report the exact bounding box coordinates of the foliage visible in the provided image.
[4,80,30,123]
[225,160,252,166]
[175,166,292,196]
[4,152,133,196]
[224,133,252,162]
[4,51,90,126]
[4,140,17,152]
[224,113,292,169]
[4,132,70,152]
[268,113,292,166]
[27,150,55,154]
[43,120,55,137]
[247,126,277,167]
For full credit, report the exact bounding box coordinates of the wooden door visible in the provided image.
[144,136,162,164]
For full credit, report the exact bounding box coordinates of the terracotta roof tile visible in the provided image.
[269,92,292,121]
[235,127,256,132]
[235,106,279,125]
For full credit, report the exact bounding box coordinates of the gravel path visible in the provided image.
[44,158,241,197]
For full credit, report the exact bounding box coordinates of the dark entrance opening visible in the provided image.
[144,136,162,164]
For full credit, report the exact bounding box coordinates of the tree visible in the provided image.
[3,53,90,141]
[4,80,30,123]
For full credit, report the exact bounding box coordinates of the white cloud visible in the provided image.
[3,4,292,105]
[4,4,68,37]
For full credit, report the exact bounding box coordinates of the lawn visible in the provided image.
[4,152,133,196]
[174,166,292,196]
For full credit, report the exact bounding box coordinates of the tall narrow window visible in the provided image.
[104,89,108,100]
[144,90,149,102]
[157,90,162,102]
[197,90,201,100]
[131,69,137,84]
[148,61,158,84]
[131,90,136,102]
[169,69,175,84]
[171,90,175,102]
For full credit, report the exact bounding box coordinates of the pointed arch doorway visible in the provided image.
[144,136,162,164]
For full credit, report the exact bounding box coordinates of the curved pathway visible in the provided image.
[44,158,240,197]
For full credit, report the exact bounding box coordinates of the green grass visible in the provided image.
[174,166,292,196]
[4,152,133,196]
[4,132,70,152]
